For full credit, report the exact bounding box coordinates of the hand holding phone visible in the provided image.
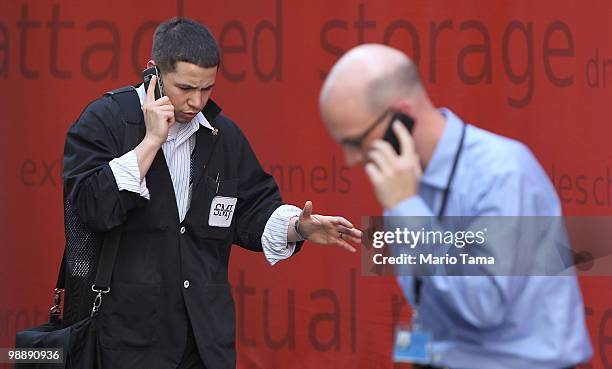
[365,111,421,209]
[141,67,174,146]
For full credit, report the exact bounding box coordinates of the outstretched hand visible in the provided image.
[297,201,362,252]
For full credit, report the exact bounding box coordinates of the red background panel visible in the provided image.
[1,0,611,368]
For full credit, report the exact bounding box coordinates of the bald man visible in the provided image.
[320,44,592,369]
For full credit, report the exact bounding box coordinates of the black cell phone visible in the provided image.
[142,66,164,100]
[383,112,415,154]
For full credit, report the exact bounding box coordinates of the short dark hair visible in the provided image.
[152,17,220,73]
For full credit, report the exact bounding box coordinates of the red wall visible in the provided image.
[1,1,612,368]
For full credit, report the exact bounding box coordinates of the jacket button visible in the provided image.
[180,226,186,234]
[183,280,190,289]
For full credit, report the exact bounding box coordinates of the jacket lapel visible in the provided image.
[190,99,223,193]
[190,125,219,195]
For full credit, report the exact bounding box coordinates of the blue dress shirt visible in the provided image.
[386,108,592,369]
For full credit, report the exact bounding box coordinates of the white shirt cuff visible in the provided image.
[261,204,302,266]
[108,150,150,200]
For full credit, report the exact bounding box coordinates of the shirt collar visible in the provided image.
[420,108,466,190]
[135,84,215,133]
[166,117,198,144]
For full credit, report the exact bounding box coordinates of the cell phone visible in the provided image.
[142,66,164,100]
[383,112,415,154]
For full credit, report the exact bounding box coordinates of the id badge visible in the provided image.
[208,196,237,227]
[393,323,432,363]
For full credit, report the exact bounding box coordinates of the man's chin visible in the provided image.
[175,115,192,124]
[177,112,197,123]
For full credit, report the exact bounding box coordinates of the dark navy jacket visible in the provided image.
[62,87,298,369]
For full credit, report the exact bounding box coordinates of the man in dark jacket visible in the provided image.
[62,17,361,369]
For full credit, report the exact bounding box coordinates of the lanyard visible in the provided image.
[414,122,467,305]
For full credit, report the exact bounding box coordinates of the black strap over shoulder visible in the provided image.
[104,85,136,96]
[104,85,143,124]
[53,85,143,320]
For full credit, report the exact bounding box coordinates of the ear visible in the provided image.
[390,99,412,116]
[146,60,156,69]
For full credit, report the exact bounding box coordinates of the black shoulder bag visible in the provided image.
[15,86,141,369]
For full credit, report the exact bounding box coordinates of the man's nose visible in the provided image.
[187,90,202,109]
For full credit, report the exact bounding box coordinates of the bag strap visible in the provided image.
[50,250,67,320]
[51,223,122,318]
[52,85,143,318]
[89,225,122,316]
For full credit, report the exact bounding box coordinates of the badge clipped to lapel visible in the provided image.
[209,196,237,227]
[393,322,432,364]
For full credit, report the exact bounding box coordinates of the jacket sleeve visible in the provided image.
[229,124,303,254]
[62,97,147,233]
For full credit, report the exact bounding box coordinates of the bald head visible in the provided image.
[319,44,422,138]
